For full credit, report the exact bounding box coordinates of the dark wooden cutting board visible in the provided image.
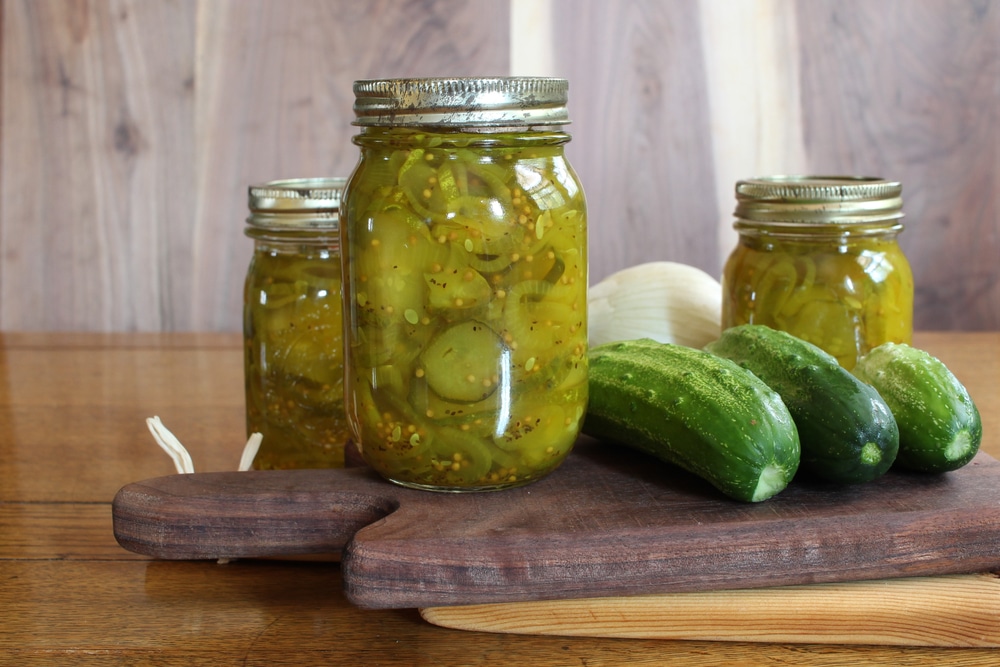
[113,438,1000,610]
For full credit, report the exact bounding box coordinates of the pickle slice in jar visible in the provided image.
[467,252,514,274]
[363,383,496,487]
[407,374,496,429]
[354,206,445,279]
[352,205,444,342]
[420,320,505,403]
[429,216,523,258]
[460,155,515,207]
[424,244,494,313]
[421,426,494,486]
[783,298,862,367]
[494,403,577,467]
[502,280,581,366]
[398,149,446,222]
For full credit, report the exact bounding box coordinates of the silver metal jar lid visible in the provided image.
[352,77,570,127]
[246,177,345,231]
[734,176,903,225]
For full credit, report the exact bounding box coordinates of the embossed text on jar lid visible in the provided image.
[352,77,571,127]
[734,175,903,225]
[247,177,345,231]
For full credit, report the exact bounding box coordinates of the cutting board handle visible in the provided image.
[113,445,1000,611]
[112,467,398,560]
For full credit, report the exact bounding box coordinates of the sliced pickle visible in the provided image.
[429,216,523,257]
[420,320,505,403]
[398,149,445,221]
[353,207,445,281]
[723,236,913,369]
[493,403,580,476]
[245,246,349,469]
[343,128,588,488]
[419,426,493,486]
[467,252,513,274]
[424,244,494,312]
[407,375,499,430]
[502,280,581,366]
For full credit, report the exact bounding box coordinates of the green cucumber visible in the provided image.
[705,324,898,485]
[852,342,982,473]
[583,338,800,503]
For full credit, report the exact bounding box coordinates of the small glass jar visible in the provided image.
[341,77,588,492]
[722,175,914,369]
[243,178,350,469]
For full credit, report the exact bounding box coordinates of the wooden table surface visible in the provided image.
[1,331,997,666]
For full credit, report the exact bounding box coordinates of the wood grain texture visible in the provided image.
[5,561,997,666]
[553,0,1000,329]
[3,333,1000,665]
[1,0,197,330]
[2,1,997,332]
[794,1,999,331]
[0,503,143,560]
[421,573,1000,647]
[0,0,510,331]
[112,443,1000,609]
[695,0,810,259]
[0,337,247,502]
[554,0,721,284]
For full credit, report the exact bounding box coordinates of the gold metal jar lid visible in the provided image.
[352,77,570,127]
[734,175,903,225]
[246,177,345,231]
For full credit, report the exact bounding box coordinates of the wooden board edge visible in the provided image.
[419,572,1000,647]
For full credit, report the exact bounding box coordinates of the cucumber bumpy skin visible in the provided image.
[853,342,982,473]
[705,324,899,485]
[583,338,800,503]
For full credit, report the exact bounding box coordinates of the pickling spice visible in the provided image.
[243,178,350,469]
[341,77,589,492]
[721,175,914,370]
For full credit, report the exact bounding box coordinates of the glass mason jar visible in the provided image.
[243,178,351,469]
[341,77,588,492]
[722,175,914,370]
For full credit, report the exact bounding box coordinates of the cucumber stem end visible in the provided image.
[751,463,791,502]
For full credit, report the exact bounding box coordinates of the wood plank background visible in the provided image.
[1,0,997,332]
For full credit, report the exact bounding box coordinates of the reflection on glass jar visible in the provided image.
[722,176,914,369]
[243,178,350,468]
[341,78,588,492]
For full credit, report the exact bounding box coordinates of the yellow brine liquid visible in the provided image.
[342,78,588,491]
[243,178,350,469]
[722,176,914,370]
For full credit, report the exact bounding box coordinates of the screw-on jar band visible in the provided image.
[352,77,571,127]
[246,177,345,232]
[734,175,903,225]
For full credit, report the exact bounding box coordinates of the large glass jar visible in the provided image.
[722,175,914,369]
[341,78,588,492]
[243,178,350,469]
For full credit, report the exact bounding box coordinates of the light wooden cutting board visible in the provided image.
[420,572,1000,647]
